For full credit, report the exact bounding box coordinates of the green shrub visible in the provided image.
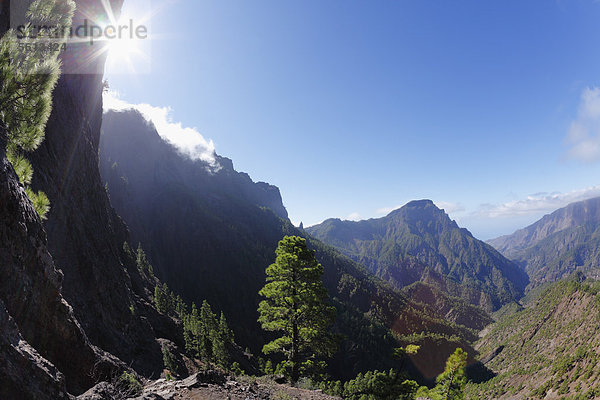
[118,371,142,396]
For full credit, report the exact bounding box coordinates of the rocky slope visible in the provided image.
[488,197,600,287]
[307,200,528,311]
[466,274,600,399]
[0,148,126,397]
[0,300,69,400]
[78,371,341,400]
[99,109,483,381]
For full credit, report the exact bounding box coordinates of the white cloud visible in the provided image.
[103,91,218,167]
[566,87,600,163]
[472,185,600,219]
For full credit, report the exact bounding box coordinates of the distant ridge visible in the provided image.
[488,196,600,287]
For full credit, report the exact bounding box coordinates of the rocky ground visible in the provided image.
[78,371,341,400]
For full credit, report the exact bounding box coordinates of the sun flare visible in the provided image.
[102,1,152,74]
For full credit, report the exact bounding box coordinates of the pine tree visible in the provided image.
[123,242,133,258]
[175,295,187,317]
[154,285,167,314]
[189,303,200,356]
[136,243,154,276]
[162,345,178,374]
[264,360,274,375]
[0,0,75,219]
[213,312,232,367]
[435,348,467,400]
[258,236,337,383]
[199,300,216,361]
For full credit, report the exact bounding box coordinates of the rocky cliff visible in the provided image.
[0,147,122,397]
[488,197,600,287]
[26,0,185,380]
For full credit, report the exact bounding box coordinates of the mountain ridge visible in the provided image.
[487,196,600,287]
[307,200,528,311]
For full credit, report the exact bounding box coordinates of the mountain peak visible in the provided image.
[387,199,449,227]
[387,199,436,216]
[307,199,527,311]
[405,199,435,208]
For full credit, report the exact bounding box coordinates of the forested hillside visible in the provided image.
[307,200,528,311]
[466,274,600,399]
[100,109,486,381]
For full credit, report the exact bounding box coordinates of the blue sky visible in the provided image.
[105,0,600,239]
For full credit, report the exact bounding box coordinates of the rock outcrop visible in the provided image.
[0,139,121,395]
[78,371,341,400]
[0,299,69,400]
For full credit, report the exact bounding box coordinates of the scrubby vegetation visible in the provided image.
[116,371,143,397]
[466,274,600,399]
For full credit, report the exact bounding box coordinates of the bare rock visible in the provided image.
[0,300,71,400]
[77,382,118,400]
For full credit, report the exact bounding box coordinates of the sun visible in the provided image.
[102,2,153,75]
[104,25,150,74]
[106,34,140,62]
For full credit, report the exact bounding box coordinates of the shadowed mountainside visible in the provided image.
[99,109,490,380]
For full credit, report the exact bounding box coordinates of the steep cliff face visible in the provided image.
[29,73,169,377]
[0,144,122,396]
[19,0,184,380]
[0,300,69,400]
[99,110,295,352]
[487,197,600,287]
[0,0,141,396]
